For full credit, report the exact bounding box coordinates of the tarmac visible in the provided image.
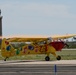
[0,60,76,65]
[0,60,76,75]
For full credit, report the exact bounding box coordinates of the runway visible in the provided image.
[0,60,76,75]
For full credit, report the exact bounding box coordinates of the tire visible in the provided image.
[45,56,50,61]
[56,55,61,60]
[4,57,8,61]
[4,58,6,61]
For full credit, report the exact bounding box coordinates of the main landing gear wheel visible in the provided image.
[56,55,61,60]
[45,56,50,61]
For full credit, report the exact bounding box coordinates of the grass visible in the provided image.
[56,50,76,60]
[0,50,76,61]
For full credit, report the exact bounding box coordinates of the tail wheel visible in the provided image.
[45,56,50,61]
[56,55,61,60]
[4,57,8,61]
[4,58,6,61]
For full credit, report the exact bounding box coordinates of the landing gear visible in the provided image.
[4,59,6,61]
[45,56,50,61]
[4,57,8,61]
[56,55,61,60]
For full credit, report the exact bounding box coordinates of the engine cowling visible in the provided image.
[49,41,65,51]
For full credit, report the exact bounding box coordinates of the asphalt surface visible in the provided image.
[0,60,76,75]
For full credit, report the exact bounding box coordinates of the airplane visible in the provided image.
[1,34,76,61]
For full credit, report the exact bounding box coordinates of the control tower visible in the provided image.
[0,9,2,45]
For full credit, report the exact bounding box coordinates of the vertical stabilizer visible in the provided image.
[1,38,15,58]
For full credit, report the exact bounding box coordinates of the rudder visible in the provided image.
[1,38,15,58]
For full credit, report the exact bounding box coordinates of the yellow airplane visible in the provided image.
[1,34,76,61]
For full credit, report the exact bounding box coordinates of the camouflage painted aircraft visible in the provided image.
[1,34,76,61]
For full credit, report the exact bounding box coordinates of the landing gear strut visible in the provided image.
[45,56,50,61]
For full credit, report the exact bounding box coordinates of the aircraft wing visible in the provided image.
[51,34,76,40]
[2,34,76,42]
[5,35,48,42]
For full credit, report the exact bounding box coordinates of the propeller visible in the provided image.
[73,36,76,40]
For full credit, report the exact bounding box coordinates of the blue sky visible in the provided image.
[0,0,76,36]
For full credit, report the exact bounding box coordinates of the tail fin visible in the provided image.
[1,38,15,58]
